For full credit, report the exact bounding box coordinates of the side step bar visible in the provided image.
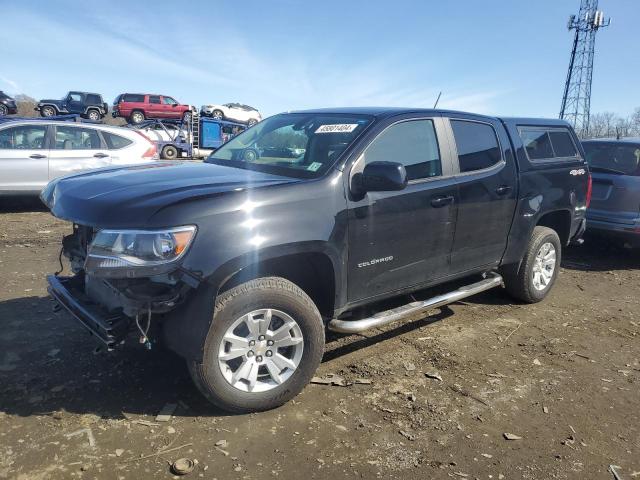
[328,272,503,334]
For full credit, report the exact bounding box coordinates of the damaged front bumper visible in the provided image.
[47,274,130,349]
[47,272,194,350]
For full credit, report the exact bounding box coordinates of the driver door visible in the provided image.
[346,116,458,302]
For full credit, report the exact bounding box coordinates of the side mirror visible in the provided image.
[354,161,408,194]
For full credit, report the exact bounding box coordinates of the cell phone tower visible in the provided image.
[559,0,610,138]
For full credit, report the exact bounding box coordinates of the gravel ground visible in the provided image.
[0,199,638,480]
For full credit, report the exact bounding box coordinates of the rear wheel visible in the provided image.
[86,109,100,121]
[503,226,561,303]
[188,277,325,413]
[40,105,56,117]
[161,145,179,160]
[130,110,145,124]
[247,118,258,127]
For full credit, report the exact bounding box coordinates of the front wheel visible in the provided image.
[502,226,561,303]
[189,277,325,413]
[0,105,7,116]
[211,109,224,120]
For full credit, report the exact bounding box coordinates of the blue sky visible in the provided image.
[1,0,638,118]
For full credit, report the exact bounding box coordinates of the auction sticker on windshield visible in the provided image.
[315,124,359,134]
[307,162,322,172]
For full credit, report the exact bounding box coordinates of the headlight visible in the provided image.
[85,226,196,277]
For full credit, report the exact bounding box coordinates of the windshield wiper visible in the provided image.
[589,165,627,175]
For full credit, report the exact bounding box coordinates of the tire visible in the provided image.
[243,148,259,162]
[0,105,7,116]
[161,145,179,160]
[247,118,258,127]
[502,226,561,303]
[130,110,145,124]
[86,109,100,121]
[212,109,224,120]
[40,105,56,117]
[188,277,325,413]
[182,112,192,123]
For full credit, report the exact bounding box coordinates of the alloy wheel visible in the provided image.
[218,308,304,393]
[532,242,556,291]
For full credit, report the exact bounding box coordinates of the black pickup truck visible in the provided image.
[42,108,590,413]
[35,91,109,121]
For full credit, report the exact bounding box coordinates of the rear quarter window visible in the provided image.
[519,126,579,161]
[85,94,102,105]
[123,94,145,103]
[102,131,133,149]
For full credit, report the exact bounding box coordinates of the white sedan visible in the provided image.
[200,103,262,126]
[0,119,158,195]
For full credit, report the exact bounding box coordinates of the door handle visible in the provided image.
[431,195,454,208]
[495,185,512,195]
[29,154,46,159]
[93,153,109,158]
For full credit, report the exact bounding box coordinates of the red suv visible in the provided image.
[113,93,192,124]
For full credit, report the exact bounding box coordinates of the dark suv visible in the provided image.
[43,107,589,413]
[0,91,17,116]
[35,91,108,121]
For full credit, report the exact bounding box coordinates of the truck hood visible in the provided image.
[42,161,299,227]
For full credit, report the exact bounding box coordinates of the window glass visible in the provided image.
[451,120,501,172]
[149,96,161,104]
[583,142,640,176]
[549,130,578,157]
[54,126,101,150]
[519,127,578,161]
[0,125,47,149]
[207,113,372,179]
[361,120,441,181]
[123,94,145,103]
[162,97,177,105]
[520,129,554,160]
[85,94,101,105]
[102,131,133,149]
[68,93,82,102]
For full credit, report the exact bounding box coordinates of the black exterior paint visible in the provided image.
[42,108,589,361]
[36,91,108,118]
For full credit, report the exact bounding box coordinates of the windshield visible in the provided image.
[206,113,373,178]
[583,142,640,176]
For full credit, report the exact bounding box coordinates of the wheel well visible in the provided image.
[41,104,58,112]
[537,210,571,245]
[218,253,336,317]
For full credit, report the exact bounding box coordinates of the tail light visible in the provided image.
[586,173,593,208]
[133,130,158,159]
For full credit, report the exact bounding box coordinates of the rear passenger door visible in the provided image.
[445,116,517,273]
[49,125,111,180]
[347,115,458,302]
[148,95,162,118]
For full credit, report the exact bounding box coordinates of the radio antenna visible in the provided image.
[433,91,442,109]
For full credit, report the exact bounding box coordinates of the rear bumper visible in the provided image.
[587,218,640,246]
[47,275,130,349]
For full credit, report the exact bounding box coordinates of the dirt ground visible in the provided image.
[0,199,638,480]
